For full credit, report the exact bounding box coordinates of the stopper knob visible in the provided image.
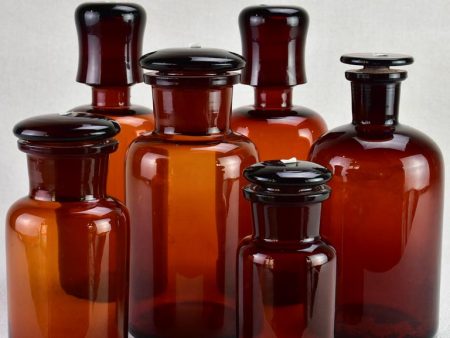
[239,5,309,86]
[75,3,146,86]
[341,53,414,82]
[244,160,331,188]
[243,160,332,203]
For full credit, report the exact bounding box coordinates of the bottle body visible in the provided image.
[72,98,153,202]
[233,88,326,161]
[127,132,257,338]
[309,123,444,337]
[238,238,336,338]
[6,196,129,338]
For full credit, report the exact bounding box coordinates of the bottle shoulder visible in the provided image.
[7,197,128,235]
[7,197,127,222]
[310,123,443,164]
[7,197,59,217]
[70,103,153,118]
[233,104,327,126]
[129,131,258,158]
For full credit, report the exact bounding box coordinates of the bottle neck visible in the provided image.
[152,86,232,135]
[254,87,293,110]
[27,154,108,201]
[92,86,131,108]
[351,82,400,127]
[251,201,322,243]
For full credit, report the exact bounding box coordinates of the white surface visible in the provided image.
[0,0,449,337]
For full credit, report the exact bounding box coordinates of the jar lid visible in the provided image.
[75,3,146,86]
[239,5,309,86]
[14,112,120,155]
[244,159,332,203]
[14,112,120,142]
[140,47,245,72]
[140,47,245,86]
[342,53,414,82]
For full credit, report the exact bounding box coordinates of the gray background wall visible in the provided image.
[0,0,449,336]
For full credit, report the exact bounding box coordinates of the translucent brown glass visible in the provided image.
[127,78,258,336]
[238,161,336,338]
[238,203,336,338]
[73,3,153,202]
[233,5,326,161]
[71,87,153,201]
[309,62,444,337]
[233,88,327,160]
[7,138,129,337]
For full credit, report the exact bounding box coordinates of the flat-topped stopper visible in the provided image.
[342,53,414,82]
[140,47,246,86]
[244,160,332,203]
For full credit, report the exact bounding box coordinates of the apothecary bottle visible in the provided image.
[127,48,258,338]
[6,113,130,338]
[309,54,444,337]
[71,3,154,202]
[238,160,336,338]
[232,5,327,161]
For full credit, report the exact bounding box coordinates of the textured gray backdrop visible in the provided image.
[0,0,449,337]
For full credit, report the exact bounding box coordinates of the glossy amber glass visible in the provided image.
[127,84,258,337]
[238,204,336,338]
[71,87,153,201]
[309,65,444,337]
[73,3,153,202]
[7,142,129,337]
[233,88,327,160]
[233,5,327,161]
[238,161,336,338]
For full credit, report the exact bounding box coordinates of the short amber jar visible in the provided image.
[6,113,130,338]
[238,160,336,338]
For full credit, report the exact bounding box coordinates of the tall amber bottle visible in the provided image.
[127,48,258,338]
[238,160,336,338]
[232,5,327,161]
[6,113,129,338]
[309,53,444,337]
[71,3,153,201]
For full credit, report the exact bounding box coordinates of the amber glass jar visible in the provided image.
[232,5,327,161]
[309,53,444,338]
[127,48,258,338]
[6,113,129,338]
[238,160,336,338]
[71,3,153,201]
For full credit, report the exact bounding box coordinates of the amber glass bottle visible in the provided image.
[232,5,327,161]
[71,3,153,201]
[6,113,129,338]
[238,160,336,338]
[126,48,258,338]
[309,54,444,338]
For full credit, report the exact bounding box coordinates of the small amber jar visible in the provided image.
[232,5,327,160]
[238,160,336,338]
[71,3,154,202]
[6,113,129,338]
[309,53,444,337]
[126,47,258,338]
